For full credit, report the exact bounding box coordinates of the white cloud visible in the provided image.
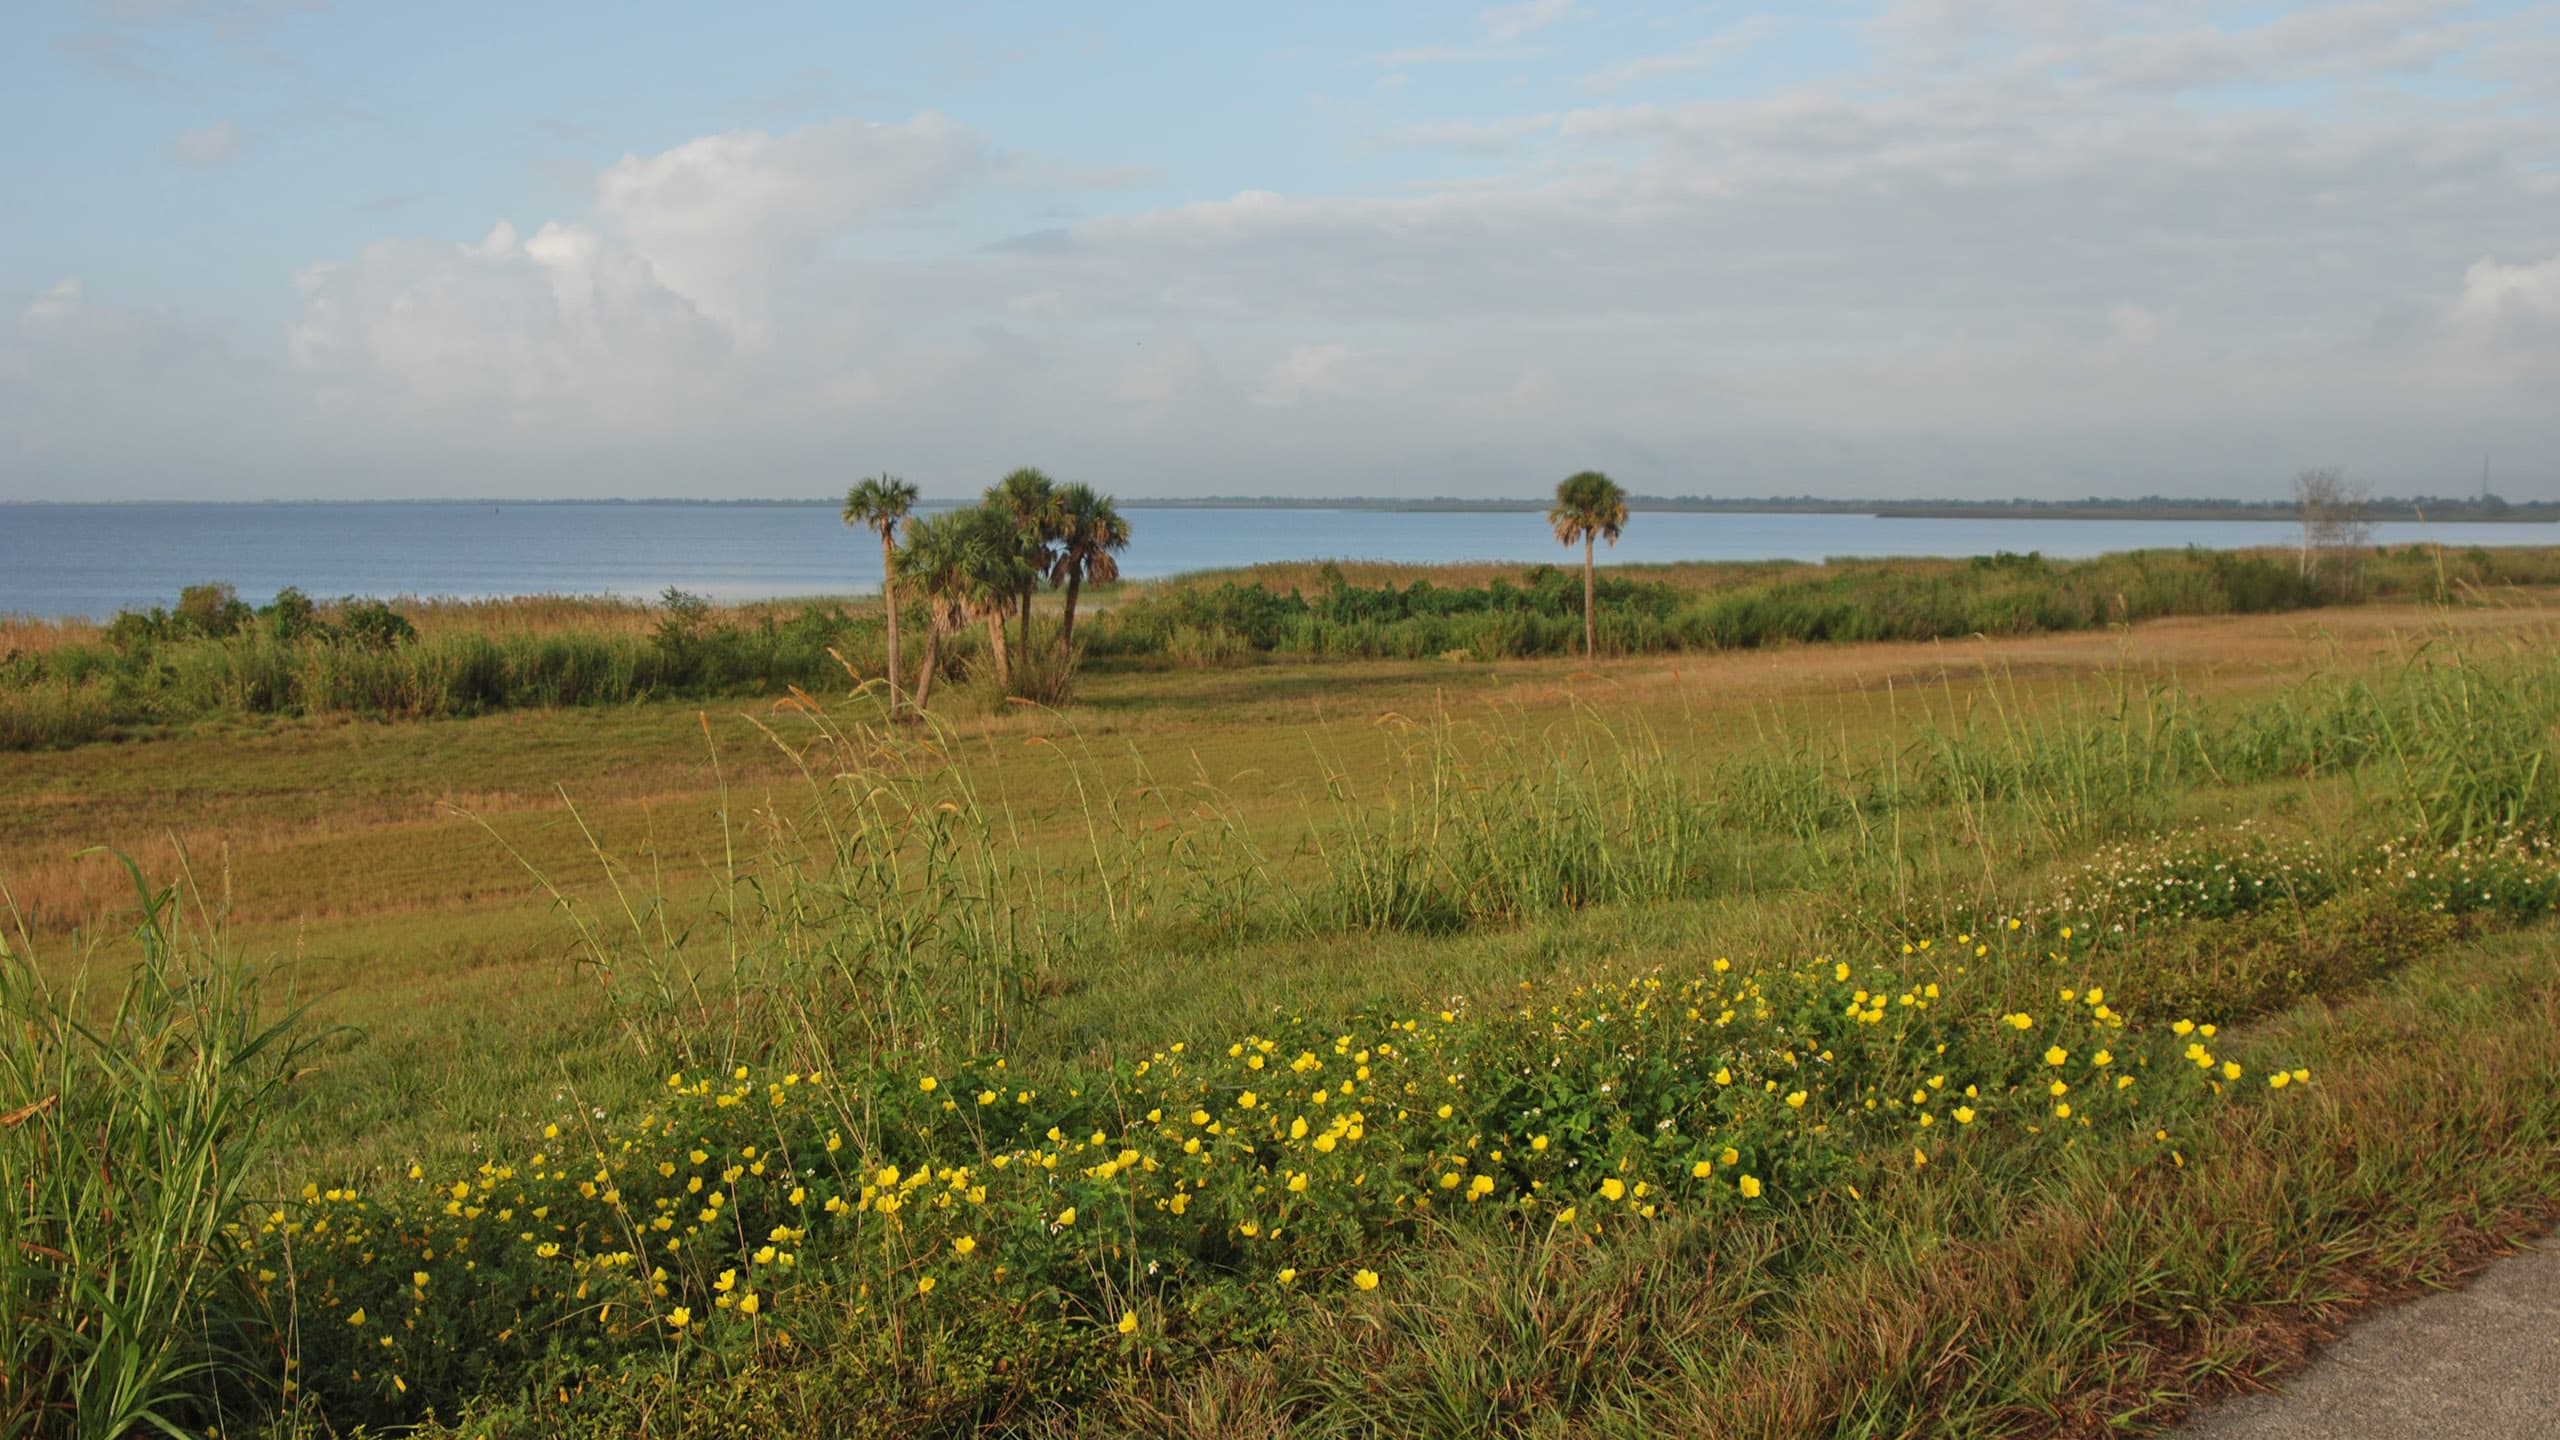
[285,218,730,428]
[1253,344,1356,406]
[592,114,985,342]
[21,278,86,328]
[2449,253,2560,337]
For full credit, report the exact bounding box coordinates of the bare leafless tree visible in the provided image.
[2293,467,2371,595]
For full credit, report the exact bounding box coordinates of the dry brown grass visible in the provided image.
[11,595,2554,943]
[378,592,889,639]
[0,614,103,654]
[389,593,664,639]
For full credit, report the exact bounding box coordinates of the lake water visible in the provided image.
[0,502,2547,621]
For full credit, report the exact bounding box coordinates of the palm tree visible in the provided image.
[987,467,1062,657]
[894,509,1024,708]
[956,503,1034,690]
[842,474,918,714]
[1047,482,1130,657]
[891,510,966,714]
[1548,470,1629,660]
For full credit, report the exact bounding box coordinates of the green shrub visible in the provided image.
[175,582,253,639]
[262,586,324,643]
[339,601,418,651]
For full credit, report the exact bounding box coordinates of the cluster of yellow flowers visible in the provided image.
[254,924,2308,1417]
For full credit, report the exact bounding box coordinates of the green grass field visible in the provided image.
[8,584,2560,1438]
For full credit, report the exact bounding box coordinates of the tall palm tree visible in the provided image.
[956,503,1034,690]
[987,467,1062,657]
[1549,470,1629,660]
[897,509,1024,707]
[891,510,967,713]
[1047,482,1130,657]
[842,474,918,714]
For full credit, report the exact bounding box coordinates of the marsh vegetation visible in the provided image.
[9,541,2560,752]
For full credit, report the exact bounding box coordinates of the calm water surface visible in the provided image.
[0,503,2546,620]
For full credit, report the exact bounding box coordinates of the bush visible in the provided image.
[262,586,324,643]
[339,601,418,651]
[1005,638,1078,705]
[174,582,252,639]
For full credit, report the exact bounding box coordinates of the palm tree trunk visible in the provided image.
[879,535,901,716]
[912,619,941,713]
[985,610,1012,690]
[1583,533,1597,659]
[1060,568,1084,656]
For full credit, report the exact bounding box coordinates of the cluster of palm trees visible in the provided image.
[842,468,1131,715]
[845,465,1627,713]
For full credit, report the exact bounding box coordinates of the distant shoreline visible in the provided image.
[4,495,2551,522]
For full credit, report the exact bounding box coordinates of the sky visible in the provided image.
[3,0,2557,503]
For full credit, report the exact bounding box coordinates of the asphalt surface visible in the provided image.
[2173,1235,2560,1439]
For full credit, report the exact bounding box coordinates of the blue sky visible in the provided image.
[4,0,2558,501]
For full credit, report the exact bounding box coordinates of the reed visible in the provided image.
[0,859,320,1440]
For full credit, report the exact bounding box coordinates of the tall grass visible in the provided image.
[1,609,890,749]
[1304,709,1721,933]
[508,630,2560,1062]
[491,696,1290,1077]
[0,860,318,1440]
[12,544,2560,750]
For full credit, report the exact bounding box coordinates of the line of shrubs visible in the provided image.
[0,586,883,747]
[1083,545,2520,667]
[97,582,421,652]
[4,544,2554,748]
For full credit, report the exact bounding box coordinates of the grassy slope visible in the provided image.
[10,596,2560,1437]
[14,598,2542,930]
[8,601,2547,1173]
[1070,927,2560,1440]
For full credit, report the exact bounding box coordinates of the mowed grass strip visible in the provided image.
[10,596,2550,934]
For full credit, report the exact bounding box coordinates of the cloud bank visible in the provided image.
[5,0,2557,500]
